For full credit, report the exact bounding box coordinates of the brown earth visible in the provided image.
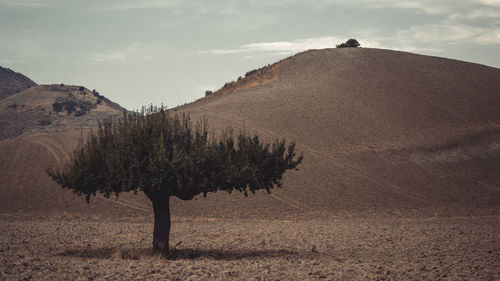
[0,214,498,280]
[0,66,37,100]
[0,84,124,140]
[1,48,500,280]
[173,47,500,218]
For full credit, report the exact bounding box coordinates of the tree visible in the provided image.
[47,105,303,256]
[336,39,361,48]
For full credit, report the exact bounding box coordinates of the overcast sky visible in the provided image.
[1,0,499,109]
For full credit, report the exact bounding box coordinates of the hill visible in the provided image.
[1,48,500,219]
[0,84,123,140]
[0,66,37,100]
[0,83,138,217]
[173,48,500,218]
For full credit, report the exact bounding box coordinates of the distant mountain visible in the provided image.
[0,84,124,140]
[0,83,132,216]
[0,66,37,100]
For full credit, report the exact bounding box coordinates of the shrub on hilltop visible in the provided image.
[336,39,361,48]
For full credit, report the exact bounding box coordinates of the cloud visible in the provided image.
[476,0,500,6]
[449,9,500,22]
[312,0,500,17]
[0,0,56,7]
[99,0,181,11]
[305,0,455,15]
[364,0,452,15]
[85,43,155,64]
[204,37,382,56]
[398,23,500,45]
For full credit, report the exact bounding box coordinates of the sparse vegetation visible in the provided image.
[92,89,105,102]
[52,97,95,116]
[213,63,275,95]
[47,105,303,256]
[204,90,213,96]
[39,119,52,126]
[245,69,258,77]
[336,39,361,48]
[79,86,85,92]
[52,102,64,113]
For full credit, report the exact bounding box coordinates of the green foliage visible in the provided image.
[92,89,105,101]
[39,119,52,126]
[52,102,64,112]
[336,39,361,48]
[48,105,303,203]
[245,69,258,77]
[52,98,94,115]
[212,63,274,96]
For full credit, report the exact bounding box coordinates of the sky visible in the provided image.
[1,0,499,110]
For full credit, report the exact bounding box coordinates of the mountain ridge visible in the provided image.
[0,84,125,140]
[0,66,37,100]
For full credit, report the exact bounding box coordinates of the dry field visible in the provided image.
[1,213,498,280]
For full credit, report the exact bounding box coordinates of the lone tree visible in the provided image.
[336,39,361,48]
[47,105,303,256]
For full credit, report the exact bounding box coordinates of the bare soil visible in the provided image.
[1,213,498,280]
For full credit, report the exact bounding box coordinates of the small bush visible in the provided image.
[52,102,64,112]
[245,69,258,77]
[63,101,77,114]
[79,86,85,91]
[74,110,86,117]
[39,119,52,126]
[205,90,213,96]
[52,99,94,115]
[336,39,360,48]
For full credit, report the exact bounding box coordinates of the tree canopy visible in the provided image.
[48,105,302,202]
[336,39,361,48]
[47,105,303,255]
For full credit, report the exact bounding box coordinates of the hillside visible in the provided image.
[173,48,500,218]
[0,66,37,100]
[0,84,124,140]
[1,48,500,219]
[0,83,136,216]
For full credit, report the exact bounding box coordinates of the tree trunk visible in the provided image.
[151,196,171,256]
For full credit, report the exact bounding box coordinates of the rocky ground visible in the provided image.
[1,213,498,280]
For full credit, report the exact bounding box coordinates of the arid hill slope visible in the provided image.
[172,48,500,218]
[0,84,140,217]
[0,66,37,100]
[1,48,499,218]
[0,84,123,140]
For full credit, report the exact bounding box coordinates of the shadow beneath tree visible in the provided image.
[57,246,302,261]
[169,247,298,260]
